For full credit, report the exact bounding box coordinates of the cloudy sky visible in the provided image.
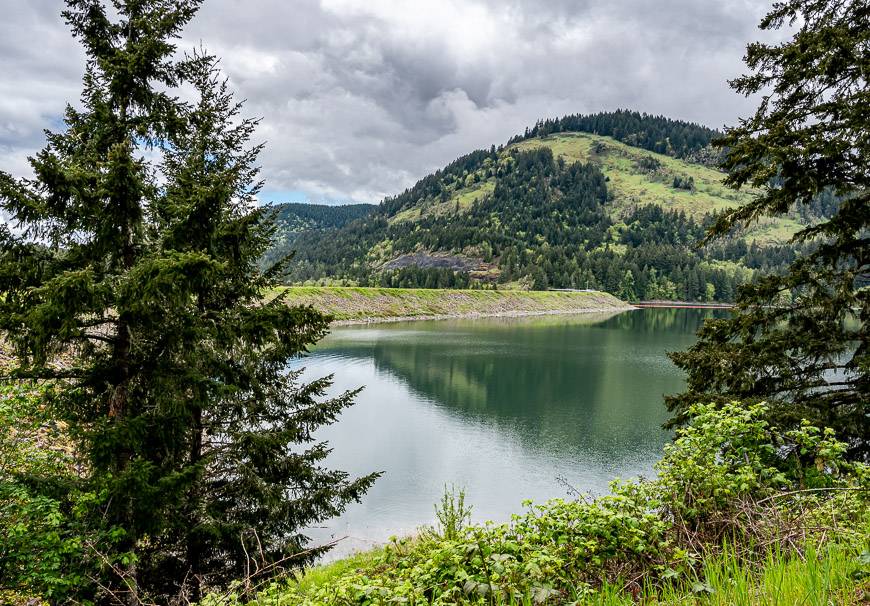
[1,0,774,205]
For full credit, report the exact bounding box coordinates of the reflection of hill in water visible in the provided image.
[606,306,728,332]
[318,309,716,462]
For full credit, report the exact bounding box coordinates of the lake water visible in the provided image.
[293,307,721,557]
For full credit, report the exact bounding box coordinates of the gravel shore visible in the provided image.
[330,305,634,326]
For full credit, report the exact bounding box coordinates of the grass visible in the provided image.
[599,543,868,605]
[512,132,748,217]
[741,215,804,243]
[453,180,496,211]
[270,286,630,321]
[288,547,388,597]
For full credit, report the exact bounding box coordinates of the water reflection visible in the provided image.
[296,308,720,557]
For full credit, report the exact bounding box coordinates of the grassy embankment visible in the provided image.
[272,286,631,323]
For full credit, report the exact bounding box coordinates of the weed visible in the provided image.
[434,484,473,541]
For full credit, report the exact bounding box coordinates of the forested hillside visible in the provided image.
[268,111,830,301]
[262,202,375,268]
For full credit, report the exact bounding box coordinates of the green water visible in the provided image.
[295,307,721,555]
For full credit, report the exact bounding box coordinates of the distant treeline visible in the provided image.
[378,267,472,289]
[270,202,376,230]
[263,202,375,269]
[508,109,722,160]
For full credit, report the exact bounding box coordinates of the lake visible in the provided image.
[293,307,721,557]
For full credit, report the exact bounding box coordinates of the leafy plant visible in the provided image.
[434,485,473,541]
[204,402,869,605]
[0,384,105,602]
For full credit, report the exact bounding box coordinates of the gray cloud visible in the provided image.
[1,0,773,203]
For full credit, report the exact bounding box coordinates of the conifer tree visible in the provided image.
[618,269,637,302]
[668,0,869,460]
[0,1,377,602]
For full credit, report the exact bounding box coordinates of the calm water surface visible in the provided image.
[293,307,720,556]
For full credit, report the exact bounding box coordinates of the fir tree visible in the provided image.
[668,0,869,460]
[0,1,378,602]
[618,269,637,302]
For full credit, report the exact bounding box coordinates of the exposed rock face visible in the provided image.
[383,253,481,272]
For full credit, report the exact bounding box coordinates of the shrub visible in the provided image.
[656,403,868,553]
[434,485,473,541]
[202,402,868,605]
[0,384,89,601]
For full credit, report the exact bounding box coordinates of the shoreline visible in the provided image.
[276,286,633,325]
[634,300,734,309]
[330,305,635,326]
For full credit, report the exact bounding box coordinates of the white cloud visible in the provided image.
[0,0,774,203]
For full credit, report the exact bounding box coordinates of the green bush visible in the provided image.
[0,384,85,600]
[202,402,868,605]
[658,402,862,511]
[0,384,129,603]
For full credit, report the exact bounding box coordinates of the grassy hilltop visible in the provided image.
[512,133,801,243]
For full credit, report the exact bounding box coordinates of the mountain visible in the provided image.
[262,202,375,268]
[268,111,819,301]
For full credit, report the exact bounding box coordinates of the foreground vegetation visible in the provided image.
[205,403,869,605]
[1,0,867,604]
[236,542,867,605]
[5,353,867,605]
[274,287,630,322]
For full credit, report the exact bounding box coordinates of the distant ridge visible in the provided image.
[265,111,822,301]
[509,109,721,160]
[269,202,376,230]
[263,202,376,269]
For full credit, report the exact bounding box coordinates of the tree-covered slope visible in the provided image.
[263,202,375,268]
[270,111,821,301]
[271,202,376,232]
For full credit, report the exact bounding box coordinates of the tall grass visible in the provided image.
[589,543,867,605]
